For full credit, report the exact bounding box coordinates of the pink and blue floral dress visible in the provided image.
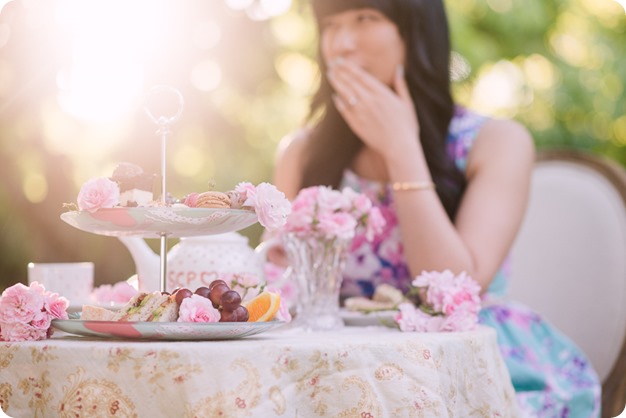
[340,106,601,417]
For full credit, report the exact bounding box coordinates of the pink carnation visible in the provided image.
[396,270,481,333]
[177,294,220,323]
[234,182,257,202]
[44,292,70,320]
[1,322,48,342]
[92,281,138,304]
[77,177,120,213]
[0,282,44,324]
[0,281,68,341]
[246,183,291,231]
[283,185,386,243]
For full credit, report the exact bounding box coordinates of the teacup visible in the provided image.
[27,262,94,305]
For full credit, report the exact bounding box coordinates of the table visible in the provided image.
[0,325,519,417]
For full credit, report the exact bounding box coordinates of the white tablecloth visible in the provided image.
[0,325,518,417]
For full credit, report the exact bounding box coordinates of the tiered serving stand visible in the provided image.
[57,86,279,340]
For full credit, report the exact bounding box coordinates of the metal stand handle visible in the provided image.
[144,85,184,292]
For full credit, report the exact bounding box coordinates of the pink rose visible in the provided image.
[244,183,290,231]
[77,177,120,213]
[177,294,220,323]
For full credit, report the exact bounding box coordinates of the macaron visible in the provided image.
[196,191,231,209]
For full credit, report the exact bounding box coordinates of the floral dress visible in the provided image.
[340,106,602,418]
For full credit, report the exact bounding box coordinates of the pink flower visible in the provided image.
[44,292,70,320]
[92,281,138,304]
[364,207,385,241]
[178,294,220,323]
[77,177,120,213]
[234,182,257,202]
[1,322,48,342]
[396,270,481,333]
[283,186,386,243]
[0,281,68,341]
[0,282,45,324]
[245,183,291,231]
[317,212,357,241]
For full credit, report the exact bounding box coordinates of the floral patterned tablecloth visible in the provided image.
[0,325,518,418]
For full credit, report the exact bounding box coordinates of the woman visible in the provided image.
[272,0,601,416]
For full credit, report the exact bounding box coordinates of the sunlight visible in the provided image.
[54,0,170,123]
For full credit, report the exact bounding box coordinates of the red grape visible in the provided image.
[208,283,229,308]
[233,305,249,322]
[209,279,228,291]
[174,288,193,305]
[195,286,211,299]
[219,310,237,322]
[220,290,242,312]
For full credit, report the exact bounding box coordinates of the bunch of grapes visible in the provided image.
[172,280,249,322]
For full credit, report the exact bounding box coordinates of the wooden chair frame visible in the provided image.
[537,149,626,418]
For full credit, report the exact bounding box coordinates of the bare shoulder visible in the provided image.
[276,127,311,161]
[466,118,536,178]
[273,127,312,198]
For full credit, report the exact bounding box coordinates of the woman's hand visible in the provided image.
[327,59,420,161]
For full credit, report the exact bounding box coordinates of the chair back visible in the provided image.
[508,150,626,416]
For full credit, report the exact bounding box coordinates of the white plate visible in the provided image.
[67,303,124,313]
[52,319,285,340]
[339,309,398,327]
[60,207,258,238]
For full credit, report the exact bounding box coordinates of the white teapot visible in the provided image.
[118,232,270,293]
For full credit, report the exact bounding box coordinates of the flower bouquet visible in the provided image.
[0,282,69,342]
[280,186,386,331]
[395,270,481,332]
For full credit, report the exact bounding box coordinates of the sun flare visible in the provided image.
[54,0,171,123]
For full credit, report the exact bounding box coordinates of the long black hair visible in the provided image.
[301,0,466,220]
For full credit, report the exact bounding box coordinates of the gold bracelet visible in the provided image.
[391,181,436,192]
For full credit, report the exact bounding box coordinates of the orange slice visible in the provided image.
[243,291,281,322]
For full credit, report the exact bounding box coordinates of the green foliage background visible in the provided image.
[0,0,624,292]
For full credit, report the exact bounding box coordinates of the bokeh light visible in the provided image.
[470,60,527,116]
[190,59,222,92]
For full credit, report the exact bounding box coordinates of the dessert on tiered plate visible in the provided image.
[57,162,290,339]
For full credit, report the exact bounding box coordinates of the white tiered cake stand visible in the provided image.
[60,85,259,293]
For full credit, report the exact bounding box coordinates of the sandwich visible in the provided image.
[111,292,179,322]
[80,305,117,321]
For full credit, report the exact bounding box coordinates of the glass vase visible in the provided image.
[283,233,350,331]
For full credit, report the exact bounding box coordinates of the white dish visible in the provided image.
[67,302,124,313]
[52,319,285,341]
[339,309,398,327]
[60,207,258,238]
